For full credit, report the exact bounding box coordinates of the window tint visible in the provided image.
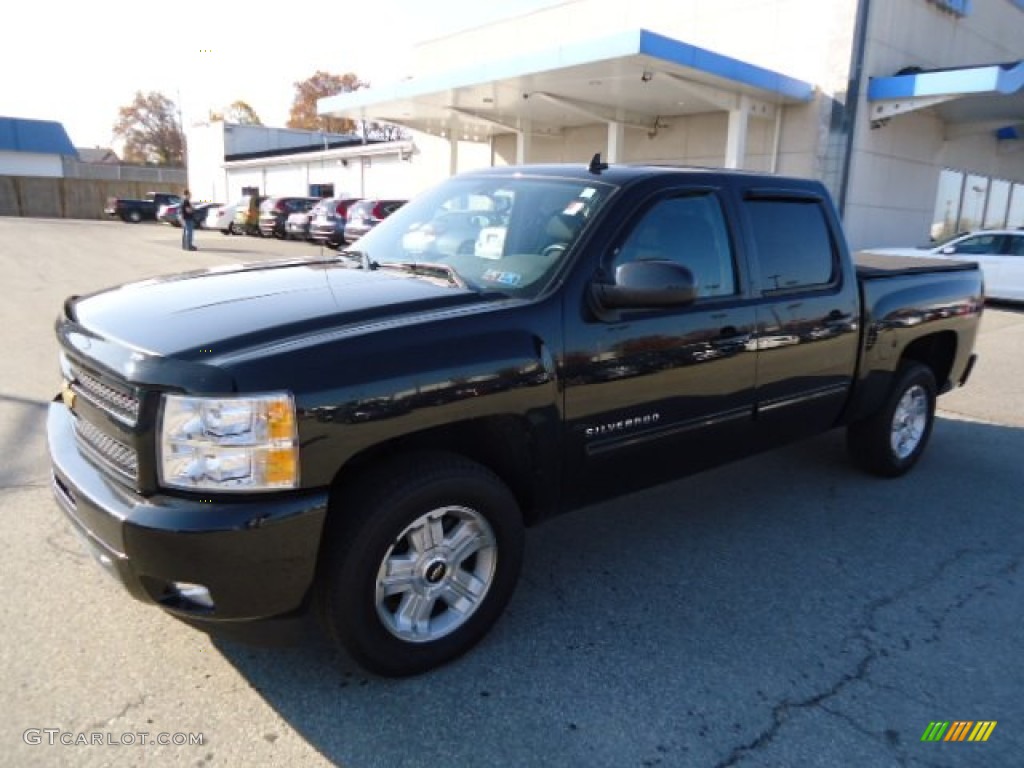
[745,199,835,292]
[951,234,1004,255]
[1009,235,1024,257]
[613,194,737,298]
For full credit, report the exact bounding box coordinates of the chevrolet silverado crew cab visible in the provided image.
[49,160,982,676]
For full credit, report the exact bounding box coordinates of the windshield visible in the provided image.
[346,175,614,298]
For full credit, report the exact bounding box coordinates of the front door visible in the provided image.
[562,189,758,507]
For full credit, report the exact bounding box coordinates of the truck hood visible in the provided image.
[68,257,495,360]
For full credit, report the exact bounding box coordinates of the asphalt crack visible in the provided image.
[712,548,1018,768]
[90,693,150,729]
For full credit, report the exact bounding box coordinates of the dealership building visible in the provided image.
[190,0,1024,250]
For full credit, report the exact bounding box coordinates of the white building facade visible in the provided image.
[186,120,491,205]
[316,0,1024,250]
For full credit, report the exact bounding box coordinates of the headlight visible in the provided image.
[158,393,299,492]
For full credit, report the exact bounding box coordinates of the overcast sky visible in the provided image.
[2,0,560,149]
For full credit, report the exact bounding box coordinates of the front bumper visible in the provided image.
[47,402,329,625]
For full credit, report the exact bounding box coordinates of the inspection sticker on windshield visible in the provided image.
[563,200,586,216]
[482,269,522,286]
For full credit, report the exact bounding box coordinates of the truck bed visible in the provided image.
[854,252,977,278]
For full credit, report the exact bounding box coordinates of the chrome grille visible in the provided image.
[74,418,139,482]
[69,364,139,426]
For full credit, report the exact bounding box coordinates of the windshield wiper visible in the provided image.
[377,261,469,289]
[338,251,470,290]
[338,249,376,271]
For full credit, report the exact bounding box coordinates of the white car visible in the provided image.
[865,229,1024,302]
[205,203,241,235]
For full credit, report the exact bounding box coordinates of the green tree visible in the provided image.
[112,91,185,165]
[287,71,364,134]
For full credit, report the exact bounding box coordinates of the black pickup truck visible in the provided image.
[104,192,181,223]
[48,162,982,676]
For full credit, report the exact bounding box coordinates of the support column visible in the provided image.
[607,121,625,163]
[516,120,532,164]
[725,95,750,169]
[448,131,459,177]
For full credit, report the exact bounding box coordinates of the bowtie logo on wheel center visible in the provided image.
[424,558,448,585]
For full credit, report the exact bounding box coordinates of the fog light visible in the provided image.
[172,581,214,609]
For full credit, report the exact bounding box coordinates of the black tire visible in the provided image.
[847,361,937,477]
[128,210,142,223]
[318,452,524,676]
[228,222,240,235]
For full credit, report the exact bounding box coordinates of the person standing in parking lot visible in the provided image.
[180,189,197,251]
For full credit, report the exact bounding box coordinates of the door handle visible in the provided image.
[715,326,751,348]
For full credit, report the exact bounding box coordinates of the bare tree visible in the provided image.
[112,91,185,165]
[287,71,364,134]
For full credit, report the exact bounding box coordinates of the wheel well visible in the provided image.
[327,416,549,526]
[901,331,956,391]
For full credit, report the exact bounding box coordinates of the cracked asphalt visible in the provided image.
[1,218,1021,767]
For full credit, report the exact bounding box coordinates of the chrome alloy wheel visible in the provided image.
[890,384,928,459]
[375,506,497,643]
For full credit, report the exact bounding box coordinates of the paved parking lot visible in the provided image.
[1,217,1021,767]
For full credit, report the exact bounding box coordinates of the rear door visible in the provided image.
[738,189,860,442]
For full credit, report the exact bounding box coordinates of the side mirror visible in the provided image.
[594,260,697,309]
[940,246,956,255]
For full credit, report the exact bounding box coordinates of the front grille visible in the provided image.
[69,364,139,426]
[74,418,139,482]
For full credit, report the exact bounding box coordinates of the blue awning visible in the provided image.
[319,29,814,140]
[867,61,1024,134]
[0,116,77,156]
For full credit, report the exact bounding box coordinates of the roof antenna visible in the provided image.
[588,152,608,174]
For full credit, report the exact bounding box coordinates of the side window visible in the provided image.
[745,199,836,293]
[613,194,737,298]
[952,234,1003,254]
[1009,236,1024,256]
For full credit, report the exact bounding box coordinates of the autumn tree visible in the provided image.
[287,71,364,134]
[209,100,263,126]
[112,91,185,165]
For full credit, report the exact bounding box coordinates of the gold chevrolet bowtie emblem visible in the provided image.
[60,380,76,410]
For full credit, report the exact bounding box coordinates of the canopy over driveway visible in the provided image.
[319,29,814,172]
[867,61,1024,139]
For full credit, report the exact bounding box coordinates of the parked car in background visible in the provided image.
[864,229,1024,302]
[158,202,219,228]
[259,197,320,239]
[157,202,180,225]
[192,203,219,229]
[105,192,180,223]
[343,199,406,243]
[206,202,241,235]
[285,209,314,240]
[309,197,362,246]
[234,195,266,236]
